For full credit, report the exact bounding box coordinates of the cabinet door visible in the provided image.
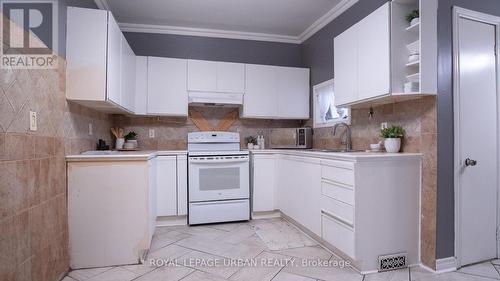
[252,155,276,212]
[276,67,310,119]
[106,13,122,105]
[134,56,148,115]
[243,64,277,118]
[156,156,177,217]
[217,62,245,93]
[177,155,188,216]
[120,35,136,112]
[147,57,188,116]
[334,26,358,106]
[66,7,108,101]
[357,2,390,100]
[187,60,217,92]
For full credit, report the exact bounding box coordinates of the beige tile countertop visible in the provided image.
[65,150,188,162]
[249,149,422,162]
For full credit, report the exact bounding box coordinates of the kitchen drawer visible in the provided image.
[322,213,355,259]
[321,195,354,227]
[322,180,354,205]
[321,160,354,186]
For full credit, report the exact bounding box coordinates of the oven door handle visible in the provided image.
[189,158,249,164]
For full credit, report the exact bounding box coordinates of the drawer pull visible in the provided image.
[321,178,353,190]
[321,210,354,228]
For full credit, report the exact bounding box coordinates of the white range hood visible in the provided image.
[188,92,243,107]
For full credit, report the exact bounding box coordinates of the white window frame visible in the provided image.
[313,79,351,128]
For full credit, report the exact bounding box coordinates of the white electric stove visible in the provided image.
[187,132,250,225]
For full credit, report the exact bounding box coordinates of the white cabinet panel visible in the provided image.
[134,56,148,115]
[156,156,177,217]
[276,67,310,119]
[252,155,276,212]
[177,155,188,216]
[147,57,188,116]
[120,35,136,112]
[66,7,108,102]
[216,62,245,93]
[357,3,390,100]
[334,26,358,106]
[243,64,278,118]
[187,60,217,92]
[106,15,122,105]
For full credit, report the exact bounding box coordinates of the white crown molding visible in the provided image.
[119,23,302,44]
[298,0,358,42]
[94,0,110,10]
[97,0,358,44]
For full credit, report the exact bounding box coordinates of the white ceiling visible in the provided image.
[95,0,358,43]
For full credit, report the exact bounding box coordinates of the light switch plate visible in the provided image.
[149,129,155,138]
[88,123,93,135]
[29,111,37,131]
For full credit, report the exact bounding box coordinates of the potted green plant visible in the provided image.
[380,125,405,153]
[124,131,138,149]
[406,9,420,26]
[245,136,257,150]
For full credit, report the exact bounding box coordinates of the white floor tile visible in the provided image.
[150,230,191,252]
[207,222,247,232]
[272,245,332,261]
[271,271,316,281]
[120,264,157,276]
[364,268,410,281]
[283,257,362,281]
[86,267,138,281]
[179,249,240,279]
[217,224,256,245]
[134,266,194,281]
[221,235,268,260]
[147,244,193,261]
[492,259,500,266]
[458,261,500,279]
[68,267,113,280]
[410,266,497,281]
[181,270,230,281]
[229,252,291,281]
[252,219,316,251]
[61,277,77,281]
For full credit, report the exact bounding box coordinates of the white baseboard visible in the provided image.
[156,215,187,227]
[252,210,281,219]
[435,257,458,273]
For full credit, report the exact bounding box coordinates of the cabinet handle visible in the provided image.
[464,158,477,167]
[321,210,354,228]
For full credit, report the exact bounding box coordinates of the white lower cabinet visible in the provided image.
[156,155,188,217]
[252,154,276,212]
[252,152,421,272]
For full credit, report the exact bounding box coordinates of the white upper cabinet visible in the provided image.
[147,57,188,116]
[187,60,217,92]
[187,60,245,93]
[243,64,278,118]
[334,25,358,105]
[276,67,310,119]
[134,56,148,115]
[243,64,310,119]
[120,35,136,112]
[357,3,390,100]
[216,62,245,93]
[66,7,136,113]
[334,1,437,108]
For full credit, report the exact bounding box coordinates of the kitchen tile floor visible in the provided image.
[65,218,500,281]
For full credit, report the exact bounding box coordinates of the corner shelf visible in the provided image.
[406,22,420,32]
[406,60,420,67]
[406,73,420,82]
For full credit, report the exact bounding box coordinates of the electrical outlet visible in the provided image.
[88,123,93,135]
[29,111,37,131]
[381,122,388,130]
[149,129,155,138]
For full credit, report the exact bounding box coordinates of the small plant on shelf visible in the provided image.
[245,136,257,149]
[406,9,420,25]
[380,125,405,153]
[124,131,138,141]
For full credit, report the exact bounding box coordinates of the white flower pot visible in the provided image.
[410,17,420,26]
[384,138,401,153]
[247,143,254,150]
[115,138,125,149]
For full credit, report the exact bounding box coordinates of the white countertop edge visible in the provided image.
[66,150,188,162]
[249,149,422,162]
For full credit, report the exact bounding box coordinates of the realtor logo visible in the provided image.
[1,0,58,69]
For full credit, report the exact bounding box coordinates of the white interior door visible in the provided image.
[454,9,499,266]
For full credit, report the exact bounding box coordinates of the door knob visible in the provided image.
[465,158,477,167]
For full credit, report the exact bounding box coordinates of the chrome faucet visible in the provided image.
[333,122,352,151]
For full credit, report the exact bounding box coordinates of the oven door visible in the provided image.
[189,155,249,202]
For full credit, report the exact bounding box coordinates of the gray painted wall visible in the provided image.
[436,0,500,259]
[301,0,387,86]
[124,32,302,67]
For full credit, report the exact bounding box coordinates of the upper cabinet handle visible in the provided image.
[465,158,477,167]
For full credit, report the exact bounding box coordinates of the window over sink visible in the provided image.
[313,79,350,128]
